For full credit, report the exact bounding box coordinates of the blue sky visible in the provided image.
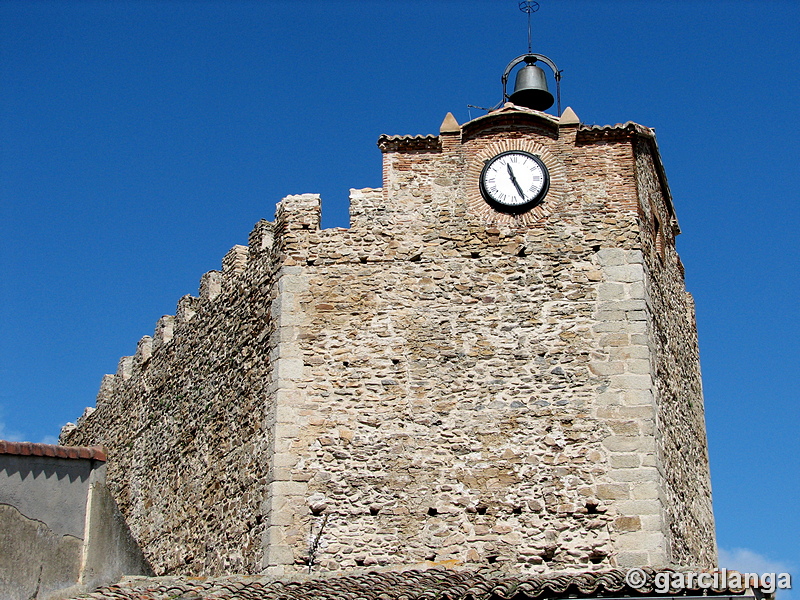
[1,0,797,584]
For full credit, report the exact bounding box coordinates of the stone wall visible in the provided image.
[64,105,716,577]
[63,228,280,576]
[633,139,716,567]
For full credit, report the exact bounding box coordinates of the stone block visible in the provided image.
[614,531,666,554]
[639,514,664,532]
[598,283,625,301]
[272,454,299,468]
[116,356,133,381]
[626,321,648,334]
[608,345,649,360]
[589,361,625,376]
[615,499,663,515]
[275,405,299,423]
[602,436,649,452]
[614,550,650,568]
[610,374,652,390]
[273,389,304,405]
[274,358,305,381]
[199,271,222,301]
[153,315,174,345]
[266,544,296,566]
[608,454,640,468]
[270,507,297,526]
[603,264,644,283]
[273,423,301,440]
[627,281,646,299]
[631,481,660,500]
[621,389,654,406]
[607,420,640,436]
[613,516,641,531]
[625,250,644,264]
[626,359,651,375]
[596,310,625,322]
[269,480,307,497]
[592,321,633,334]
[596,483,630,500]
[598,300,647,312]
[596,391,623,407]
[608,467,658,483]
[279,275,309,294]
[596,248,626,266]
[135,336,153,363]
[599,333,630,347]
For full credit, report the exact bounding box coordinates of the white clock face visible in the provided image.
[479,151,549,211]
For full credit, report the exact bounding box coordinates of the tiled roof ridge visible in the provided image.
[0,439,106,461]
[377,119,656,152]
[70,567,757,600]
[577,121,655,138]
[377,134,441,152]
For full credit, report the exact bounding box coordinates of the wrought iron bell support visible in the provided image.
[501,53,562,114]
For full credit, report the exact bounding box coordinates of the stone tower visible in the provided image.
[63,103,716,576]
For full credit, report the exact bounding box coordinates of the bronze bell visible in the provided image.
[509,59,554,111]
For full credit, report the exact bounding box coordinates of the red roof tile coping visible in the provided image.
[66,568,762,600]
[0,440,106,461]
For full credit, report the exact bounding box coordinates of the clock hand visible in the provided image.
[506,163,526,201]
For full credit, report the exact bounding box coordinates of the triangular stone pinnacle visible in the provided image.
[559,106,580,125]
[439,112,460,134]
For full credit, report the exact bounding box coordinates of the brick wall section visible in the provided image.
[63,105,715,576]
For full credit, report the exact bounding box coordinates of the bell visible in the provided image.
[509,62,554,111]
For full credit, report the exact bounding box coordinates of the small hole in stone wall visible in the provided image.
[476,505,488,515]
[517,247,527,257]
[427,507,438,516]
[487,555,498,564]
[306,259,315,266]
[470,251,481,259]
[342,361,350,367]
[359,257,367,264]
[301,223,310,230]
[585,502,600,514]
[592,245,601,253]
[310,505,326,516]
[370,506,380,516]
[540,547,556,561]
[512,506,522,515]
[355,557,366,566]
[391,358,400,365]
[589,553,605,564]
[410,254,422,262]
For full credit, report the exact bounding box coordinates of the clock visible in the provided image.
[479,150,550,213]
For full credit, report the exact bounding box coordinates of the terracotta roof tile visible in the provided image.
[0,439,106,461]
[377,134,441,153]
[68,568,758,600]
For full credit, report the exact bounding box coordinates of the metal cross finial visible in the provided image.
[518,1,539,53]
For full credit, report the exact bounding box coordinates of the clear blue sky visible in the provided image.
[1,0,797,584]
